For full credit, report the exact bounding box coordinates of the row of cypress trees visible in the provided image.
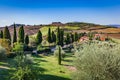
[0,23,29,45]
[47,27,82,46]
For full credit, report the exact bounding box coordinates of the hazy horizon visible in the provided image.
[0,0,120,27]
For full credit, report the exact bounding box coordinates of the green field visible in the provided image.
[0,53,74,80]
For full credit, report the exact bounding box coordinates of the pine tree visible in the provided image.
[57,27,61,45]
[47,27,52,43]
[25,35,29,45]
[3,26,11,41]
[0,30,3,38]
[60,30,64,46]
[52,31,56,43]
[36,30,42,44]
[13,23,17,43]
[18,26,24,43]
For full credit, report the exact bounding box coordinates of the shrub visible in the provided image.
[7,52,16,58]
[0,39,11,53]
[12,43,33,52]
[12,43,24,51]
[11,52,40,80]
[0,46,7,60]
[73,41,120,80]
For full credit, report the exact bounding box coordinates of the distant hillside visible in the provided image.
[108,25,120,28]
[10,24,25,27]
[0,25,41,36]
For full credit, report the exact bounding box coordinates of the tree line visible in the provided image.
[0,25,84,46]
[0,23,29,45]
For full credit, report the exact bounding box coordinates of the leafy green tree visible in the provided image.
[57,27,61,45]
[60,30,64,46]
[74,32,79,41]
[18,26,24,43]
[47,27,52,43]
[25,35,29,45]
[13,23,17,43]
[52,31,56,43]
[36,30,42,44]
[3,26,11,41]
[0,30,3,38]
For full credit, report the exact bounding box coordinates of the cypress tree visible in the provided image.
[65,33,71,45]
[60,30,64,46]
[13,23,17,43]
[57,27,61,45]
[18,26,24,43]
[52,31,56,43]
[3,26,11,41]
[0,30,3,38]
[36,30,42,44]
[71,33,74,43]
[25,35,29,45]
[47,27,52,43]
[58,46,61,65]
[74,32,79,41]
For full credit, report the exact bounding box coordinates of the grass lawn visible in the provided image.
[33,53,75,80]
[0,53,75,80]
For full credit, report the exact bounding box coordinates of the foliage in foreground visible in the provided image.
[0,46,7,60]
[54,45,65,59]
[73,41,120,80]
[11,52,40,80]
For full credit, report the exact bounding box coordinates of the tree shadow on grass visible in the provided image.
[40,74,71,80]
[63,59,73,63]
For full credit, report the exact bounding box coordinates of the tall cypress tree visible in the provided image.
[57,27,61,45]
[3,26,11,41]
[74,32,79,41]
[0,30,3,38]
[36,30,42,44]
[65,33,71,45]
[60,30,64,46]
[52,31,56,43]
[58,46,61,65]
[47,27,52,43]
[71,33,74,43]
[25,35,29,45]
[13,23,17,43]
[18,26,24,43]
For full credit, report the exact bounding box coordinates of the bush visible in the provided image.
[0,46,7,60]
[37,45,46,51]
[73,41,120,80]
[11,52,40,80]
[0,39,11,53]
[12,43,25,51]
[54,46,65,59]
[7,52,16,58]
[12,43,33,52]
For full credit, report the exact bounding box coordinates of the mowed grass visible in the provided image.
[33,53,74,80]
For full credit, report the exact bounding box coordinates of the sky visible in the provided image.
[0,0,120,26]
